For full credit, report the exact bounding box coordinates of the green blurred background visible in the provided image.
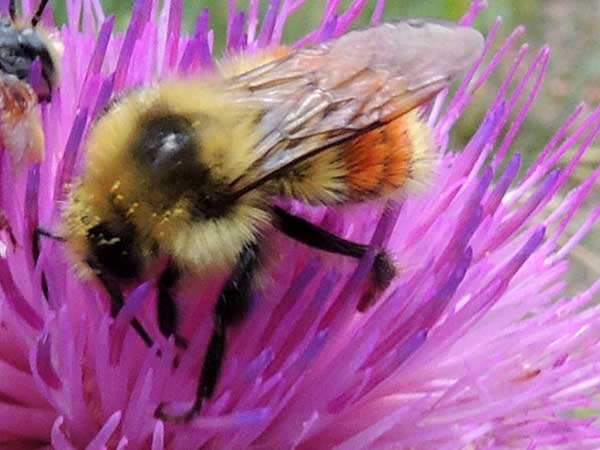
[49,0,600,292]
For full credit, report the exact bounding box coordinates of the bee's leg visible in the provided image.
[156,242,258,423]
[33,227,64,302]
[9,0,15,22]
[34,227,63,242]
[157,265,188,349]
[33,227,155,347]
[31,0,50,27]
[272,206,395,311]
[89,263,154,348]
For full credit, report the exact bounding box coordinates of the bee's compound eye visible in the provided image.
[133,114,197,177]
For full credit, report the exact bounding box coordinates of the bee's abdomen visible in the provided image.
[268,110,435,204]
[341,110,435,201]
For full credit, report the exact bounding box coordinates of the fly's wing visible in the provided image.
[226,19,483,197]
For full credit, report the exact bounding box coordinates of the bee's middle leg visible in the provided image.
[156,242,259,422]
[272,205,396,310]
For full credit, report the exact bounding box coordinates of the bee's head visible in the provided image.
[0,18,60,101]
[63,172,153,282]
[84,219,143,281]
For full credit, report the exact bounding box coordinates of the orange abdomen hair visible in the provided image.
[343,110,435,201]
[268,109,436,205]
[343,114,415,201]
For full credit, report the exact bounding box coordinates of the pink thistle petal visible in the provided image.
[246,0,260,46]
[335,0,368,35]
[179,9,213,72]
[522,102,586,186]
[52,417,78,450]
[162,0,182,74]
[483,152,521,216]
[83,411,122,450]
[227,11,247,53]
[0,260,43,330]
[83,16,115,82]
[487,170,559,250]
[272,0,313,47]
[34,332,62,390]
[318,14,338,42]
[257,0,282,48]
[109,282,154,363]
[460,0,487,26]
[493,47,550,167]
[114,0,152,91]
[370,0,385,24]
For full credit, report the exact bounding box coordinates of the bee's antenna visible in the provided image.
[8,0,16,22]
[31,0,50,27]
[35,227,65,242]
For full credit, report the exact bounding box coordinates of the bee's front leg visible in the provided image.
[272,205,395,311]
[157,265,188,349]
[156,242,259,423]
[34,226,155,346]
[92,266,155,348]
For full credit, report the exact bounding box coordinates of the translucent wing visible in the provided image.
[226,19,483,197]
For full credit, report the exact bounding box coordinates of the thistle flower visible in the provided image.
[2,0,600,449]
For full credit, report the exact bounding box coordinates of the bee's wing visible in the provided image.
[227,19,483,196]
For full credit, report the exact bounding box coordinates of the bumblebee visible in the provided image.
[0,0,60,169]
[57,19,483,421]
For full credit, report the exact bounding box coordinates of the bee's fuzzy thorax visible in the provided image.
[168,191,271,273]
[155,79,267,183]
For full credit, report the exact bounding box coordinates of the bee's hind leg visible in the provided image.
[157,265,188,349]
[156,242,259,423]
[272,205,396,311]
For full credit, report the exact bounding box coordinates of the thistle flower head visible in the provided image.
[2,1,600,449]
